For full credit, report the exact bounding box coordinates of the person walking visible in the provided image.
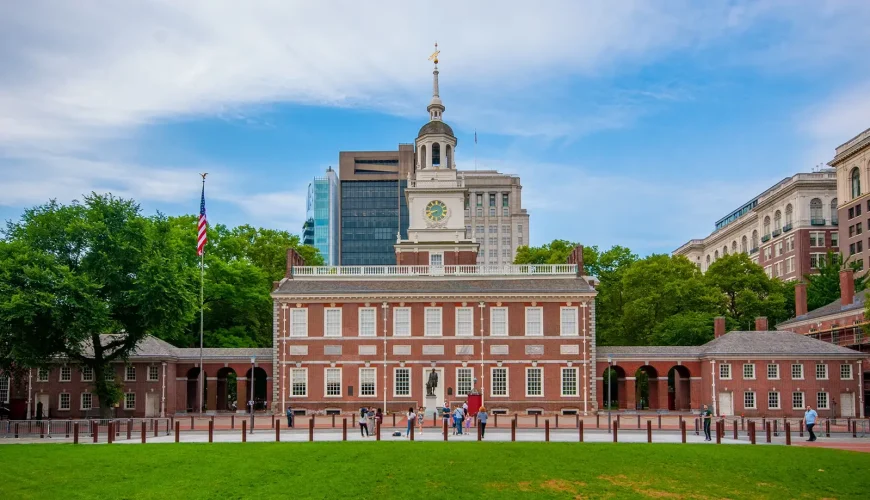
[701,404,713,441]
[805,406,818,442]
[453,406,464,435]
[376,408,384,435]
[417,407,425,435]
[286,405,294,428]
[359,407,369,437]
[477,406,488,439]
[406,407,417,438]
[442,405,451,433]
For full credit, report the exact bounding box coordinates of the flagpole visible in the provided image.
[474,129,477,171]
[198,173,207,414]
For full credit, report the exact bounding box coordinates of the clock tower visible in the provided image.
[394,46,479,266]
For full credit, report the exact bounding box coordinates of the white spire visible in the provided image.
[427,43,444,122]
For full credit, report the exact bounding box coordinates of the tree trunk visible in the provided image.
[93,361,119,419]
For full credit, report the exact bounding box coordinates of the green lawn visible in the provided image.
[0,443,866,499]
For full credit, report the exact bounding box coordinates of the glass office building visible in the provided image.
[304,167,339,265]
[340,180,409,265]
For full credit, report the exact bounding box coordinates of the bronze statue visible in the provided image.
[426,369,439,397]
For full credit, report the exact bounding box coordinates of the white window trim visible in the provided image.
[743,364,756,380]
[0,374,9,404]
[767,364,779,380]
[455,307,474,337]
[393,307,411,337]
[124,392,136,410]
[358,307,377,337]
[358,368,377,398]
[525,367,544,398]
[147,365,159,382]
[424,307,442,337]
[456,367,474,396]
[290,368,309,398]
[816,363,828,380]
[719,363,732,380]
[817,392,830,410]
[840,363,853,380]
[767,391,781,410]
[80,392,93,411]
[60,365,71,383]
[393,367,411,398]
[324,367,342,398]
[37,368,49,382]
[81,366,94,383]
[744,391,756,410]
[791,364,804,380]
[290,308,309,338]
[124,365,136,382]
[58,393,71,411]
[490,367,509,398]
[560,367,579,397]
[429,251,444,267]
[560,306,579,337]
[524,307,543,337]
[792,392,805,410]
[490,307,509,337]
[324,308,342,338]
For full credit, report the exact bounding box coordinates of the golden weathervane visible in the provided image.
[429,42,440,65]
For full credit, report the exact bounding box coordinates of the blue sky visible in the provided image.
[1,1,869,256]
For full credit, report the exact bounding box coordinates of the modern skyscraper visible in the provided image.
[304,167,339,265]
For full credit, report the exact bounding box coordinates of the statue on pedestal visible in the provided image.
[426,369,439,397]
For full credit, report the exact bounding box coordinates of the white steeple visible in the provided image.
[427,43,445,122]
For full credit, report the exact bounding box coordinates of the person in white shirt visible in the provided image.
[406,407,417,437]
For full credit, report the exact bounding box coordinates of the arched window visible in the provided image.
[763,216,771,236]
[714,250,719,260]
[731,241,737,253]
[445,145,453,169]
[785,204,793,226]
[741,235,748,253]
[751,230,758,250]
[432,143,441,167]
[774,210,781,231]
[851,168,861,198]
[810,198,823,222]
[831,198,838,223]
[419,144,427,169]
[722,246,728,256]
[706,255,711,266]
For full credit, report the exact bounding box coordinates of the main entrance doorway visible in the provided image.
[422,367,444,419]
[718,392,733,416]
[145,393,160,417]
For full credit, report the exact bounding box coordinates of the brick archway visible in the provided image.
[635,365,660,410]
[668,365,691,411]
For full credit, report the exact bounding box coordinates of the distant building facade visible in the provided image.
[304,167,339,265]
[462,170,529,266]
[831,127,870,274]
[674,171,838,280]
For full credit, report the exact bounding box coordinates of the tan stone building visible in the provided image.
[831,127,870,273]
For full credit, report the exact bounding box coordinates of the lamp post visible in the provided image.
[607,355,613,434]
[250,355,255,434]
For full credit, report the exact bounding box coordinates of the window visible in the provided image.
[59,366,71,382]
[719,363,731,379]
[785,257,795,273]
[502,248,510,257]
[291,368,308,397]
[777,241,783,256]
[858,204,863,216]
[810,253,827,269]
[744,391,756,409]
[764,246,772,260]
[148,366,159,382]
[518,237,523,246]
[59,393,71,411]
[0,375,8,404]
[455,307,473,336]
[763,216,771,235]
[768,392,780,410]
[850,242,856,255]
[489,194,496,207]
[394,368,410,397]
[358,307,376,337]
[465,225,471,237]
[393,307,411,336]
[810,231,824,247]
[792,392,804,410]
[560,307,578,336]
[490,307,508,336]
[37,368,49,382]
[764,265,772,278]
[851,168,861,198]
[526,367,543,397]
[502,236,510,245]
[858,223,863,235]
[359,368,376,397]
[488,237,496,246]
[124,365,135,382]
[810,198,823,221]
[502,193,509,207]
[325,368,342,397]
[561,367,578,397]
[502,224,509,233]
[457,368,473,395]
[491,368,508,397]
[81,393,93,410]
[831,232,839,247]
[774,210,781,231]
[425,307,442,336]
[525,307,542,336]
[787,236,795,251]
[743,364,755,380]
[817,392,829,410]
[859,241,864,253]
[489,249,497,258]
[290,308,308,337]
[815,363,828,380]
[476,208,483,217]
[850,207,855,219]
[488,225,497,234]
[840,363,853,380]
[475,225,483,234]
[324,308,342,337]
[767,364,779,380]
[124,393,135,410]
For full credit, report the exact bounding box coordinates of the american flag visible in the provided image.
[197,183,208,256]
[474,130,477,144]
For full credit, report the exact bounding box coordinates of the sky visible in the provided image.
[1,1,870,256]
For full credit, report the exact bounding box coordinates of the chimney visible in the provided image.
[795,281,808,317]
[754,317,768,331]
[714,316,726,338]
[566,245,585,276]
[284,247,307,278]
[840,269,855,306]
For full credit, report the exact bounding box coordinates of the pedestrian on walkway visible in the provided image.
[359,407,369,437]
[406,407,417,438]
[805,406,818,442]
[477,406,488,439]
[286,405,293,428]
[417,407,425,435]
[701,404,713,441]
[453,406,464,435]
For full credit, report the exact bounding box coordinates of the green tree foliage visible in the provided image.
[704,253,789,330]
[0,195,196,416]
[806,251,866,311]
[650,312,717,346]
[513,239,586,265]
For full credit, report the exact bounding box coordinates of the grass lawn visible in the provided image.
[1,443,867,499]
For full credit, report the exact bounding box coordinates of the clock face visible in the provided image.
[425,200,448,222]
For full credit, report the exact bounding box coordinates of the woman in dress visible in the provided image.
[417,407,425,435]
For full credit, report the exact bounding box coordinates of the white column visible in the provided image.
[161,362,167,417]
[710,360,717,415]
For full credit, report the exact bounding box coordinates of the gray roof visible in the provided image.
[699,330,860,357]
[176,348,272,359]
[81,335,270,361]
[777,289,868,326]
[598,346,703,356]
[418,120,455,138]
[274,277,595,296]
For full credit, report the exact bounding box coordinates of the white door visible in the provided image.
[145,393,160,417]
[840,393,855,417]
[718,392,733,416]
[36,394,50,418]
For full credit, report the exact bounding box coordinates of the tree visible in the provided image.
[514,239,591,266]
[0,195,196,416]
[806,251,866,311]
[704,253,789,330]
[650,312,717,346]
[591,246,638,345]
